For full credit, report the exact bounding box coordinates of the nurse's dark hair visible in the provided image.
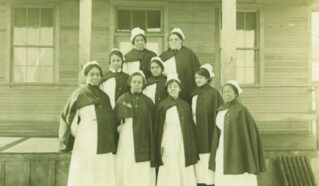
[195,68,211,81]
[127,72,146,86]
[166,79,181,89]
[109,50,124,64]
[222,83,239,96]
[83,64,103,77]
[132,34,147,45]
[150,59,164,71]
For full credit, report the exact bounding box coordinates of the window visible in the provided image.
[117,9,161,32]
[236,12,258,84]
[12,8,54,83]
[115,8,163,55]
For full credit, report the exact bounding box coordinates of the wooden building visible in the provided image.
[0,0,319,185]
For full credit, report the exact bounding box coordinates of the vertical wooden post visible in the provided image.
[316,86,319,147]
[221,0,236,84]
[79,0,92,84]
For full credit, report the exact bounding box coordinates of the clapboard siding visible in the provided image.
[0,5,6,81]
[263,5,309,85]
[0,86,76,121]
[59,0,79,84]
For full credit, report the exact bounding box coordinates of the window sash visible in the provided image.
[116,8,162,33]
[12,7,55,83]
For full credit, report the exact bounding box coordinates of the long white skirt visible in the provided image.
[116,118,155,186]
[157,106,197,186]
[67,105,116,186]
[215,110,257,186]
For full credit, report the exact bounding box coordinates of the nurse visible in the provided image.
[115,70,156,186]
[59,61,117,186]
[154,73,199,186]
[143,56,168,105]
[209,80,266,186]
[191,64,223,186]
[100,49,129,108]
[123,27,157,78]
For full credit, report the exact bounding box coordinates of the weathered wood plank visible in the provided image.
[30,161,55,186]
[55,160,70,186]
[4,161,30,186]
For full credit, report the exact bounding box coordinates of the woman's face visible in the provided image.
[222,85,237,103]
[86,67,101,86]
[133,35,146,51]
[150,62,163,77]
[110,54,122,71]
[169,34,182,50]
[195,73,208,87]
[167,81,181,99]
[130,75,144,92]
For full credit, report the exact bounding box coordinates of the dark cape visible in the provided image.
[154,96,199,168]
[59,84,118,154]
[144,74,168,105]
[209,99,266,174]
[114,91,156,163]
[100,71,129,101]
[159,46,200,103]
[191,83,224,153]
[124,48,157,78]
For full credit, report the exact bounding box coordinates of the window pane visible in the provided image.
[245,50,255,67]
[244,30,255,48]
[27,48,40,66]
[26,66,40,82]
[40,67,54,82]
[27,8,40,27]
[40,27,53,45]
[14,27,27,45]
[236,67,245,84]
[147,11,160,32]
[236,50,245,67]
[237,12,244,30]
[14,8,26,27]
[40,48,54,66]
[14,8,27,45]
[245,67,255,84]
[132,10,145,30]
[27,27,40,45]
[41,8,53,27]
[245,12,256,30]
[13,67,26,82]
[14,48,27,66]
[117,10,131,30]
[236,30,245,48]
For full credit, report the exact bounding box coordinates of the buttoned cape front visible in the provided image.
[160,46,200,103]
[191,83,224,153]
[100,71,129,101]
[209,100,266,174]
[124,48,157,78]
[114,91,156,163]
[154,96,199,167]
[59,85,118,154]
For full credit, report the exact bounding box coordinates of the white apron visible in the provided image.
[157,106,197,186]
[67,105,116,186]
[192,95,215,185]
[115,117,156,186]
[215,109,258,186]
[100,77,116,109]
[143,83,157,104]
